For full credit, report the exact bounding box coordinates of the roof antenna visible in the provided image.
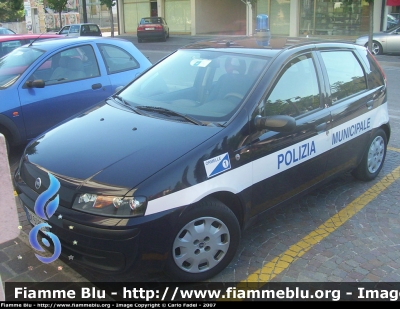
[28,32,45,47]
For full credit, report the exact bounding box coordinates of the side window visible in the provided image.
[320,50,367,103]
[31,46,95,85]
[60,26,70,34]
[69,25,80,34]
[263,54,320,118]
[78,45,100,77]
[98,43,140,74]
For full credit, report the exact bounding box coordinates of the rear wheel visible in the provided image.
[138,37,143,43]
[161,33,167,42]
[164,197,241,281]
[352,128,387,181]
[365,41,383,55]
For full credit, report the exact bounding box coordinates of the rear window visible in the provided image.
[0,40,22,57]
[81,25,101,35]
[141,18,163,24]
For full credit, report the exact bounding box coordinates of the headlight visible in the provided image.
[72,193,147,217]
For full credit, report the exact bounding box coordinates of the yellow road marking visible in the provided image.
[388,146,400,152]
[227,147,400,295]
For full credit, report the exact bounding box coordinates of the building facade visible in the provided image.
[116,0,399,38]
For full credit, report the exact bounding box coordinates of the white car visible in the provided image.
[57,23,102,37]
[355,25,400,55]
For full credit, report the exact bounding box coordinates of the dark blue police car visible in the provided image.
[14,37,390,282]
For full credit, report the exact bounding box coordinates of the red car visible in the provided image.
[0,34,61,57]
[137,17,169,43]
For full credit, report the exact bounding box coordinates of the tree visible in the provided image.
[0,0,24,22]
[100,0,116,37]
[46,0,68,29]
[365,0,374,54]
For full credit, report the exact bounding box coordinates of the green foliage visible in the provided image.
[46,0,68,13]
[99,0,116,9]
[0,0,24,22]
[46,0,68,28]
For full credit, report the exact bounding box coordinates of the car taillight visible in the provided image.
[155,25,163,30]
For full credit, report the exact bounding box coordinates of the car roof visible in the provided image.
[180,36,359,56]
[24,36,128,50]
[0,34,60,42]
[64,23,100,26]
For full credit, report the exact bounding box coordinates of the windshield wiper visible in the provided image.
[136,106,204,126]
[112,95,144,115]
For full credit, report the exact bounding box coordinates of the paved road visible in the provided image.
[2,35,400,299]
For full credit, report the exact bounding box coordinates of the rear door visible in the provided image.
[18,43,112,140]
[97,43,143,90]
[317,47,380,178]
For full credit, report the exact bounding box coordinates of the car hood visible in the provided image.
[24,101,221,191]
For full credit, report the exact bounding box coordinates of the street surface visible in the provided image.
[4,35,400,286]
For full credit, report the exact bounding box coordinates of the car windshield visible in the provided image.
[118,49,269,124]
[0,47,44,89]
[384,25,400,33]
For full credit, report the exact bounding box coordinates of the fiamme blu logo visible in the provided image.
[28,172,62,263]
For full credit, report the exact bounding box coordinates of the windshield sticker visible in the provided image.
[190,59,212,67]
[204,153,231,178]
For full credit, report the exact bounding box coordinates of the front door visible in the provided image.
[248,52,331,216]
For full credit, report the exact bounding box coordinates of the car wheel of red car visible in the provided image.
[138,37,143,43]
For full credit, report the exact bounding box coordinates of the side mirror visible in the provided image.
[254,114,296,132]
[25,79,45,88]
[115,86,124,93]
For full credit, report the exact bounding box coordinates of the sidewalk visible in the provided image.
[0,135,20,301]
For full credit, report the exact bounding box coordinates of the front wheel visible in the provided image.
[164,197,240,281]
[352,128,387,181]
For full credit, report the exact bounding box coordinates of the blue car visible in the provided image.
[0,36,152,152]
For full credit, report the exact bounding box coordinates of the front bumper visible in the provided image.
[15,175,181,274]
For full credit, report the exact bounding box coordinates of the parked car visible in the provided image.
[0,27,16,34]
[387,13,399,30]
[0,34,61,57]
[57,23,102,37]
[137,17,169,42]
[0,36,152,152]
[389,12,400,21]
[14,37,390,282]
[355,25,400,55]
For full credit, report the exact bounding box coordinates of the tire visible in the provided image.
[352,128,387,181]
[161,33,167,42]
[366,41,383,55]
[138,37,143,43]
[164,197,241,281]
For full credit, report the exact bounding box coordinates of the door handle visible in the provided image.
[366,100,374,109]
[92,83,102,90]
[315,122,327,132]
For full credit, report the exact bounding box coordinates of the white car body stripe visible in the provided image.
[145,103,389,216]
